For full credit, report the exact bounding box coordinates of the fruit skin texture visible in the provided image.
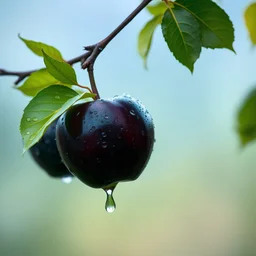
[29,120,72,178]
[56,95,155,188]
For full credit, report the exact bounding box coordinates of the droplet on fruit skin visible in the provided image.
[26,118,31,122]
[103,184,117,213]
[62,176,73,184]
[130,110,136,116]
[101,131,107,138]
[102,141,108,148]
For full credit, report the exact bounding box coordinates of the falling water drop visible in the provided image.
[62,176,73,184]
[103,184,117,213]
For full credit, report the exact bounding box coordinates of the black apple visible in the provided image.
[29,119,73,180]
[56,94,155,188]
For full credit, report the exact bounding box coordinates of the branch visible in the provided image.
[0,69,36,85]
[82,0,152,69]
[0,0,152,88]
[0,53,89,85]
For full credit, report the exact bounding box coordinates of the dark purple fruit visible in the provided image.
[29,119,72,179]
[56,94,155,188]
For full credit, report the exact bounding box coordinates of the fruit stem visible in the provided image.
[87,64,100,99]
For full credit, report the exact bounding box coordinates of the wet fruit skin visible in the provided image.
[56,95,155,188]
[29,120,72,178]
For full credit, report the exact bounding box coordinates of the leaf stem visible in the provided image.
[76,84,93,94]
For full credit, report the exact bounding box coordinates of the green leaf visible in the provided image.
[20,85,95,153]
[147,2,167,16]
[161,7,202,72]
[174,0,235,51]
[237,88,256,147]
[138,15,162,67]
[244,3,256,45]
[43,51,78,85]
[17,69,68,97]
[19,35,64,61]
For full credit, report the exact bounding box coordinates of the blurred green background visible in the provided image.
[1,0,256,255]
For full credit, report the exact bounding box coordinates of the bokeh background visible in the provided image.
[0,0,256,255]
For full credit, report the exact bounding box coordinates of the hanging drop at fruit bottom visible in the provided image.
[56,94,155,211]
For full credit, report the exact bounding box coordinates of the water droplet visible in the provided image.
[141,130,145,136]
[55,95,61,100]
[26,118,31,122]
[103,184,117,213]
[130,110,135,116]
[26,131,30,135]
[89,126,96,133]
[101,131,107,138]
[62,176,73,184]
[120,127,124,131]
[76,112,80,116]
[123,93,131,98]
[32,118,38,122]
[104,115,109,120]
[102,141,108,148]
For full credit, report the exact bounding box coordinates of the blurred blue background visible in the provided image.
[0,0,256,255]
